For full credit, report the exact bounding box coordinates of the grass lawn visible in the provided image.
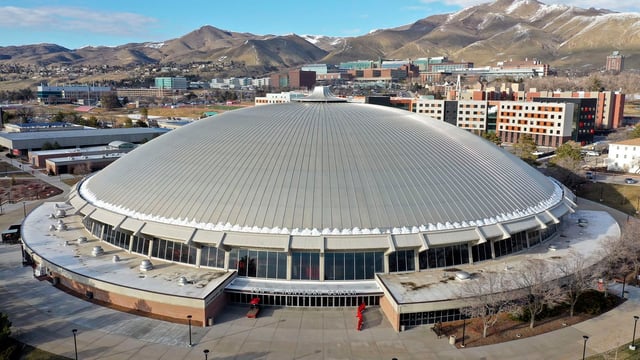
[576,179,640,215]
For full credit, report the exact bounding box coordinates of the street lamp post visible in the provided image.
[203,349,210,360]
[23,201,26,217]
[631,316,639,351]
[187,315,193,347]
[72,329,78,360]
[582,335,589,360]
[461,316,467,348]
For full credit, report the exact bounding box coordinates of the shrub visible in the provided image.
[574,290,620,315]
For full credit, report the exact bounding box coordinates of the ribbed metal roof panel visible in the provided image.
[81,101,557,234]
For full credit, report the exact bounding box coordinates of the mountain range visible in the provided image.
[1,0,639,74]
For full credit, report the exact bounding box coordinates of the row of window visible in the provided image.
[83,219,557,280]
[228,292,380,307]
[400,309,462,328]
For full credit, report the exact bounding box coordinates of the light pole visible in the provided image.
[72,329,78,360]
[187,315,193,347]
[203,349,210,360]
[582,335,589,360]
[631,316,639,351]
[23,201,26,217]
[461,316,467,348]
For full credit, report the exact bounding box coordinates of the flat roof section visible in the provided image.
[378,209,618,307]
[21,202,232,299]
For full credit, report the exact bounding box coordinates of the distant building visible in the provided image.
[37,84,112,105]
[301,64,328,75]
[29,141,136,169]
[154,77,188,90]
[255,92,306,106]
[270,70,316,90]
[0,128,168,156]
[606,51,624,73]
[288,69,316,90]
[4,122,84,133]
[339,60,376,70]
[45,152,125,176]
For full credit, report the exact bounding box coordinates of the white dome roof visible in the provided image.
[79,99,563,235]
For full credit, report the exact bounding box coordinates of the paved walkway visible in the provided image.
[1,156,640,359]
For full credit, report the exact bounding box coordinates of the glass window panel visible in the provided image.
[406,250,415,271]
[344,252,355,280]
[334,253,345,280]
[276,252,287,279]
[266,251,276,279]
[309,253,319,280]
[257,251,267,278]
[355,252,365,280]
[292,252,302,280]
[374,252,383,274]
[364,252,374,279]
[324,253,335,280]
[247,250,257,277]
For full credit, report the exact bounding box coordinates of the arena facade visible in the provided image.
[22,87,581,331]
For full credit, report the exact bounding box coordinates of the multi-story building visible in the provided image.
[255,92,307,106]
[533,97,596,145]
[252,77,271,88]
[154,77,188,90]
[412,99,486,132]
[496,101,575,147]
[606,51,624,73]
[525,90,624,130]
[37,84,112,105]
[339,60,375,71]
[456,100,489,134]
[270,70,316,90]
[301,64,328,75]
[288,69,316,89]
[347,68,408,83]
[607,138,640,173]
[115,88,175,99]
[4,122,84,133]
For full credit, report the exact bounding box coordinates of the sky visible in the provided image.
[0,0,639,50]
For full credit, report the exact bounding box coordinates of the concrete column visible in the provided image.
[467,243,474,264]
[147,238,154,258]
[319,253,325,282]
[490,239,496,259]
[286,252,292,280]
[384,254,390,273]
[224,249,230,271]
[413,250,420,271]
[195,247,202,268]
[128,233,134,253]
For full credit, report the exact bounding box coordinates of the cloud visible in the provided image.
[0,6,157,37]
[417,0,639,12]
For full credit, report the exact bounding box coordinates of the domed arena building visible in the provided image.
[22,87,580,331]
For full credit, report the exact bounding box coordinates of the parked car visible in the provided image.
[625,178,638,184]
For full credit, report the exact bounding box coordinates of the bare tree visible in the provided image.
[618,219,640,288]
[459,271,515,338]
[555,251,595,317]
[514,259,563,329]
[597,234,632,296]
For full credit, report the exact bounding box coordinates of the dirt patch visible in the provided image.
[0,177,63,202]
[434,295,625,348]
